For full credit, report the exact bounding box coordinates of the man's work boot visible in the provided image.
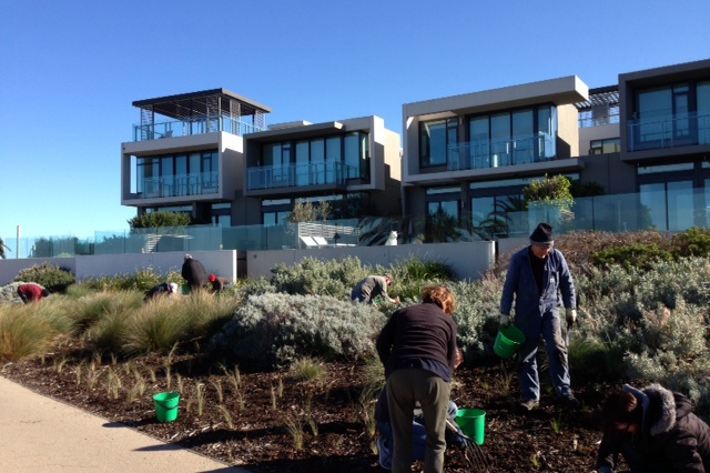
[520,399,539,411]
[562,395,581,410]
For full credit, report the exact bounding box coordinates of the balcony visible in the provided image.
[133,116,265,142]
[139,172,218,199]
[447,132,556,171]
[627,111,710,152]
[247,162,354,192]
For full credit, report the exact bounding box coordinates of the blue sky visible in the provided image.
[1,0,709,243]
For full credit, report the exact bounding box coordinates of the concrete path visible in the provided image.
[0,376,252,473]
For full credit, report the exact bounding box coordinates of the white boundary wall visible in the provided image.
[0,251,238,286]
[0,243,496,286]
[246,242,495,282]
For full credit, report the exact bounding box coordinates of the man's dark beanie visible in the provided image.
[530,223,554,244]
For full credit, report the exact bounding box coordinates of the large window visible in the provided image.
[260,132,370,186]
[420,118,458,168]
[135,150,218,197]
[590,138,621,155]
[466,105,557,169]
[630,81,710,150]
[637,162,710,230]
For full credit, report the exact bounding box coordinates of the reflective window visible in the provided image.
[699,82,710,144]
[590,138,621,154]
[465,105,557,169]
[420,118,457,167]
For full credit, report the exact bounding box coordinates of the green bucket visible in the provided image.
[494,325,526,359]
[153,392,181,423]
[181,284,191,295]
[455,408,486,445]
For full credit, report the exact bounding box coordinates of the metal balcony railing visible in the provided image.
[627,111,710,151]
[247,162,356,191]
[133,116,265,142]
[140,171,218,198]
[447,132,556,171]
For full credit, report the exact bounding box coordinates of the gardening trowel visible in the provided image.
[565,321,573,346]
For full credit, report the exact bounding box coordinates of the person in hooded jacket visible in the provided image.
[181,254,208,291]
[499,222,579,411]
[596,383,710,473]
[144,282,179,302]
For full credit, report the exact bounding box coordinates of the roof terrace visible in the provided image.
[131,88,272,141]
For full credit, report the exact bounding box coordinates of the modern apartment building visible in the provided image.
[619,59,710,230]
[401,58,710,237]
[121,89,401,228]
[242,116,401,226]
[120,59,709,243]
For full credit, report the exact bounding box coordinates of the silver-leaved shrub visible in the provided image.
[207,292,385,369]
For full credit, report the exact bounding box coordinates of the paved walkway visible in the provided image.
[0,376,252,473]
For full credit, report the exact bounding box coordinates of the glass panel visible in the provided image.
[360,132,370,180]
[638,87,672,145]
[673,85,690,139]
[537,106,556,159]
[263,212,276,226]
[512,109,534,164]
[490,113,510,167]
[638,162,694,174]
[469,117,489,168]
[311,139,325,184]
[326,136,341,184]
[175,154,187,196]
[472,196,494,227]
[295,141,309,186]
[162,157,174,197]
[344,133,360,179]
[698,82,710,145]
[427,120,448,167]
[640,183,667,231]
[667,180,693,231]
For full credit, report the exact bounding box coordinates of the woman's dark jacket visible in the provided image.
[597,383,710,473]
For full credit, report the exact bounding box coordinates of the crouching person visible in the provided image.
[596,383,710,473]
[375,384,467,470]
[144,282,179,302]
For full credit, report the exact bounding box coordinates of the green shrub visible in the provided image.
[0,305,56,360]
[672,227,710,258]
[14,263,76,293]
[121,299,194,356]
[128,211,192,229]
[589,243,673,271]
[78,269,182,292]
[207,293,385,369]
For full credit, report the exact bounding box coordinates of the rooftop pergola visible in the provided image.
[133,88,272,129]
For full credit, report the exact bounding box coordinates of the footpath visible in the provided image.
[0,376,252,473]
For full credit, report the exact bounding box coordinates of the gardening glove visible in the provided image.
[499,313,511,327]
[566,308,577,326]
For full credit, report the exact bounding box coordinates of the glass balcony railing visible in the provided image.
[247,162,356,191]
[447,132,556,171]
[132,116,265,142]
[627,111,710,151]
[138,171,218,199]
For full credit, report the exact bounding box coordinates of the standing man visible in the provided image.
[181,254,208,292]
[352,273,400,304]
[17,283,50,304]
[499,222,579,411]
[376,285,458,473]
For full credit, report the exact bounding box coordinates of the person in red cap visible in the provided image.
[208,274,232,294]
[17,283,50,304]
